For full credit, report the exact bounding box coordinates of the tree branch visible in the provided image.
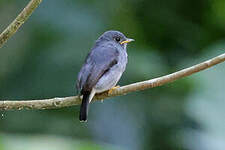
[0,53,224,111]
[0,0,42,48]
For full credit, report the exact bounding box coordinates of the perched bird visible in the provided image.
[76,30,134,122]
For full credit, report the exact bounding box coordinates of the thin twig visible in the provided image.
[0,0,42,48]
[0,53,224,111]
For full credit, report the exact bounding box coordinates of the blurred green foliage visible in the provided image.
[0,0,225,150]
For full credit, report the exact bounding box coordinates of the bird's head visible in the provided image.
[97,30,134,49]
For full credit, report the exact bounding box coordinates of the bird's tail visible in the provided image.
[79,90,95,122]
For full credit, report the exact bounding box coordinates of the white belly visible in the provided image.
[94,49,127,93]
[94,65,123,93]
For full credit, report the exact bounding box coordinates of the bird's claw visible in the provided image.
[108,86,120,95]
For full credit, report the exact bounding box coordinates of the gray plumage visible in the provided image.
[76,30,134,122]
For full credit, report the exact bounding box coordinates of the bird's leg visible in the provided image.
[108,85,120,94]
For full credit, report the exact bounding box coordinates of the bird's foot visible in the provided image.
[108,86,120,95]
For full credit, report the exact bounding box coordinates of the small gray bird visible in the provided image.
[76,30,134,122]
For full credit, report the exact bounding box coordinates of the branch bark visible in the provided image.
[0,53,224,111]
[0,0,42,48]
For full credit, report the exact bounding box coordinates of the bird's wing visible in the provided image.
[76,43,119,93]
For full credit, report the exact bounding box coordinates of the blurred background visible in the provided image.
[0,0,225,149]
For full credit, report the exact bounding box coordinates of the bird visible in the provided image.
[76,30,134,122]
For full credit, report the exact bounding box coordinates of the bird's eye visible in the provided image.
[115,37,121,42]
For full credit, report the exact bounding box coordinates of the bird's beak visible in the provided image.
[120,38,135,44]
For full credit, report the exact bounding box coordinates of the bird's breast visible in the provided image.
[117,50,128,71]
[94,50,128,93]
